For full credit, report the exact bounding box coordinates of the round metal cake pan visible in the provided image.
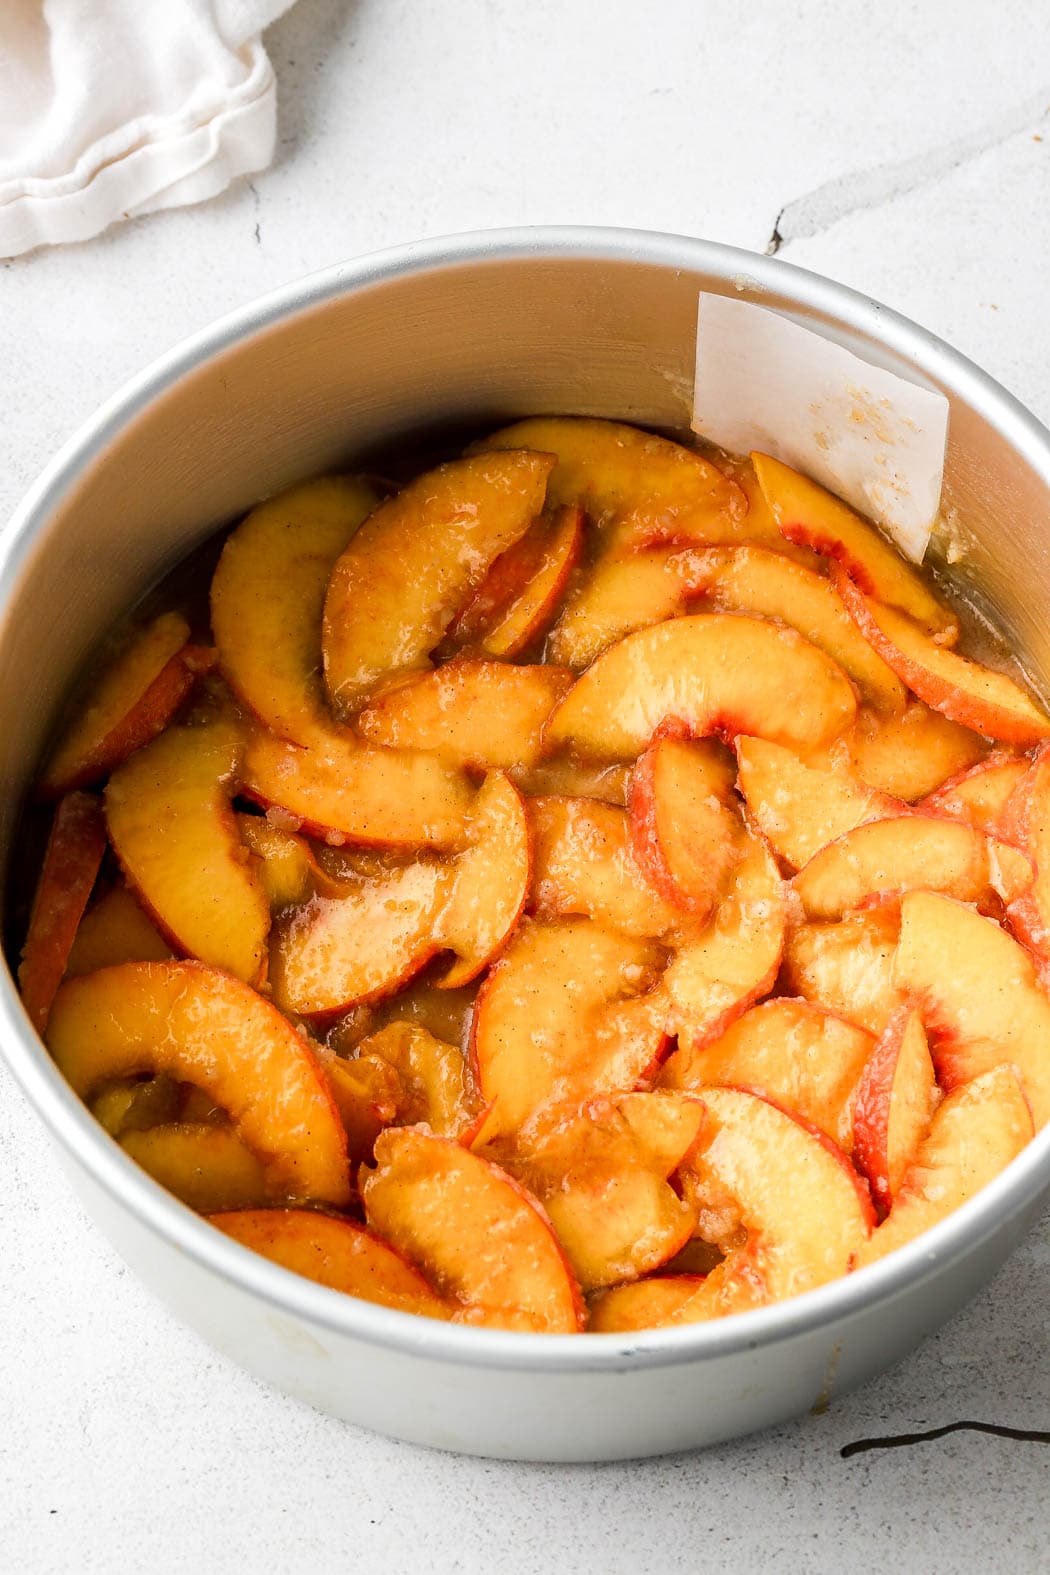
[2,228,1049,1461]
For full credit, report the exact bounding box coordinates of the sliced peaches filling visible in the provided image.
[15,419,1049,1334]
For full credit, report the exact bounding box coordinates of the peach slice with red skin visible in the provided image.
[837,568,1050,745]
[122,1123,276,1213]
[270,860,446,1017]
[241,726,473,850]
[695,545,908,711]
[543,543,720,670]
[920,751,1028,834]
[528,795,684,940]
[735,736,903,872]
[894,890,1050,1129]
[588,1274,708,1332]
[543,614,858,761]
[361,1126,585,1331]
[18,792,107,1033]
[470,917,669,1144]
[820,700,988,803]
[781,909,902,1036]
[629,734,742,916]
[38,613,212,797]
[854,1065,1033,1268]
[211,476,379,747]
[542,537,827,672]
[212,1208,449,1320]
[664,826,786,1048]
[473,416,746,544]
[792,814,1032,920]
[322,450,554,715]
[999,743,1050,960]
[105,717,270,983]
[661,997,874,1154]
[65,883,173,977]
[662,1087,873,1321]
[355,660,572,770]
[448,505,584,657]
[47,961,351,1204]
[852,1007,939,1212]
[271,771,529,1011]
[498,1093,704,1291]
[436,770,531,987]
[752,451,957,641]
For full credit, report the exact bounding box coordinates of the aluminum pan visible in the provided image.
[2,226,1049,1380]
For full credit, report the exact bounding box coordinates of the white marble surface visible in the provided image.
[3,2,1050,1570]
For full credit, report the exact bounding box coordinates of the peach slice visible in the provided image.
[588,1274,708,1332]
[544,535,825,674]
[661,997,874,1153]
[667,1087,873,1320]
[823,700,988,803]
[697,545,907,711]
[999,743,1050,960]
[105,718,270,982]
[437,771,531,987]
[38,613,210,797]
[323,1052,402,1163]
[361,1126,585,1331]
[894,891,1050,1128]
[528,795,683,940]
[781,909,902,1036]
[511,756,630,807]
[212,1208,449,1320]
[211,476,379,746]
[357,1021,475,1137]
[614,1089,709,1171]
[355,660,572,770]
[502,1094,703,1291]
[322,451,554,714]
[18,792,107,1033]
[544,543,719,670]
[470,917,668,1142]
[544,614,858,761]
[920,751,1028,834]
[235,813,345,908]
[792,815,1032,920]
[837,570,1050,745]
[852,1007,939,1211]
[713,452,826,571]
[473,416,746,542]
[240,727,472,849]
[47,961,351,1203]
[65,883,173,977]
[122,1123,275,1213]
[448,505,584,657]
[854,1065,1033,1267]
[629,735,742,916]
[664,827,786,1047]
[752,451,957,640]
[735,736,902,872]
[270,860,446,1016]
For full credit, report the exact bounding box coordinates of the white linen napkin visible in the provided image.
[0,0,296,258]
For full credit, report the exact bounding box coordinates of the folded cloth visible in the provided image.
[0,0,296,258]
